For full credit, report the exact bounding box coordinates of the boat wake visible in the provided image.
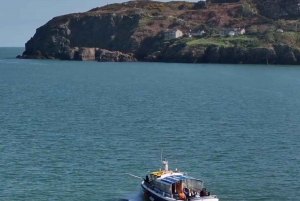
[119,190,145,201]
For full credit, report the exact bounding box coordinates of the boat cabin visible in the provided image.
[145,171,204,199]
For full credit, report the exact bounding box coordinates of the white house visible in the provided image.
[234,28,246,35]
[220,28,245,36]
[276,29,284,33]
[190,30,206,36]
[164,29,183,40]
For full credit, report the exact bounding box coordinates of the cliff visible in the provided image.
[19,0,300,65]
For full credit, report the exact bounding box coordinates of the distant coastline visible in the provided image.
[18,0,300,65]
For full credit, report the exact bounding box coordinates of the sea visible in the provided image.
[0,47,300,201]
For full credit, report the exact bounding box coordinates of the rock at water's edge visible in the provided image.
[97,49,137,62]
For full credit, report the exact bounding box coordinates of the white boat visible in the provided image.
[141,159,219,201]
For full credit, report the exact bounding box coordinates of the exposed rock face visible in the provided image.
[97,49,137,62]
[72,47,97,61]
[194,1,208,9]
[21,13,143,60]
[256,0,300,19]
[68,47,137,61]
[245,48,277,64]
[144,44,300,65]
[274,45,298,64]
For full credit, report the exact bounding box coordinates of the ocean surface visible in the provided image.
[0,47,300,201]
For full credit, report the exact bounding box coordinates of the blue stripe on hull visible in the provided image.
[141,184,173,201]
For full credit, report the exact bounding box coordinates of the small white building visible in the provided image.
[220,28,245,36]
[228,31,235,37]
[276,29,284,33]
[190,30,206,36]
[234,28,246,35]
[164,29,183,40]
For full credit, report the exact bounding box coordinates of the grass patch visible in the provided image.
[186,35,264,48]
[187,38,232,47]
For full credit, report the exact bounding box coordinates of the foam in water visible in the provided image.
[120,190,144,201]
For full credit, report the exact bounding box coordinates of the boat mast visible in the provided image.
[162,158,168,172]
[161,149,168,172]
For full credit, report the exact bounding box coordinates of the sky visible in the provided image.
[0,0,198,47]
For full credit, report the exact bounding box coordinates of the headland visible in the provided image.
[18,0,300,65]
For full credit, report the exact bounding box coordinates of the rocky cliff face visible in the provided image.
[23,12,143,60]
[62,47,137,61]
[144,44,300,65]
[19,0,300,65]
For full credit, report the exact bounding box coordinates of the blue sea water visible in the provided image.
[0,47,300,201]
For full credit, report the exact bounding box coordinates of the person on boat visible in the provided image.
[183,188,189,197]
[179,191,186,200]
[200,188,210,196]
[200,188,205,196]
[145,175,150,183]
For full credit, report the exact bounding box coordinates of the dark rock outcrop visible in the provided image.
[256,0,300,20]
[144,51,163,62]
[21,12,144,60]
[72,47,97,61]
[143,43,300,65]
[97,49,137,62]
[274,44,297,65]
[245,48,277,64]
[194,1,208,9]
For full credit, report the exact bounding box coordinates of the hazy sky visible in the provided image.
[0,0,198,47]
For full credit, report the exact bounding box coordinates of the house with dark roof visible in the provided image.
[164,29,183,40]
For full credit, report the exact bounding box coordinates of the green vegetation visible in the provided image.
[186,35,262,48]
[180,31,300,49]
[256,31,300,47]
[187,38,232,47]
[139,17,154,26]
[145,3,166,12]
[178,2,195,10]
[139,16,161,26]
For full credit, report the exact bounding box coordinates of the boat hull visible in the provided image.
[141,182,174,201]
[141,182,219,201]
